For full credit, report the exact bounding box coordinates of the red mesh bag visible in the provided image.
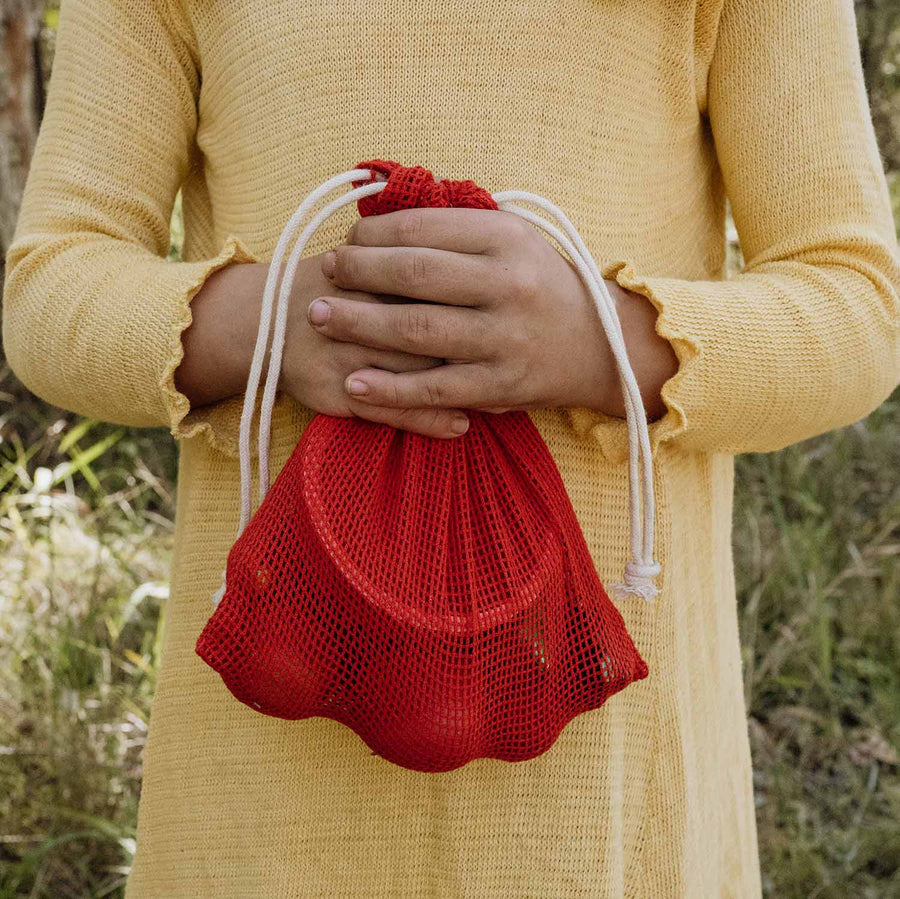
[196,160,662,773]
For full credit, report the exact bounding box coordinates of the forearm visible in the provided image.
[175,261,270,407]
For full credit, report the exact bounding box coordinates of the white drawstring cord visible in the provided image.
[238,167,379,535]
[256,178,389,502]
[491,191,661,601]
[493,202,643,560]
[211,169,660,607]
[213,168,386,607]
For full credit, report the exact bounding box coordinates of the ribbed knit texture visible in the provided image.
[3,0,899,895]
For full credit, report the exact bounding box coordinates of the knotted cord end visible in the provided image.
[610,560,662,603]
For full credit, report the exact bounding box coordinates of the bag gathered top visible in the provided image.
[196,160,662,773]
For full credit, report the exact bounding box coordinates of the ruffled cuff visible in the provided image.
[566,259,702,465]
[160,232,261,453]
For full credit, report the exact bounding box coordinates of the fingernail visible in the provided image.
[308,299,330,325]
[346,378,368,396]
[451,416,469,435]
[322,251,337,278]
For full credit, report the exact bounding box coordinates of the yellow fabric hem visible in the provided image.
[160,233,261,452]
[567,260,703,465]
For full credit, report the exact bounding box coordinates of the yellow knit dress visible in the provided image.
[4,0,899,894]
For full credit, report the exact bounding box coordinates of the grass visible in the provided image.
[0,396,176,898]
[736,395,900,897]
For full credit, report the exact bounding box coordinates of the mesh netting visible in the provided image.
[196,159,649,773]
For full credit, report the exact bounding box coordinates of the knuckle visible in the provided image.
[390,380,406,407]
[468,310,494,357]
[396,210,427,247]
[392,407,420,431]
[346,302,363,334]
[333,244,358,283]
[491,212,531,251]
[494,362,522,401]
[324,301,345,335]
[398,305,431,347]
[328,300,361,338]
[505,322,533,357]
[390,406,442,438]
[505,212,532,242]
[407,407,445,437]
[423,379,445,407]
[490,321,524,368]
[506,265,539,302]
[429,409,450,434]
[396,252,428,292]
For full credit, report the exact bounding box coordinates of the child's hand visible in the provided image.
[278,254,471,439]
[307,207,650,418]
[178,250,471,439]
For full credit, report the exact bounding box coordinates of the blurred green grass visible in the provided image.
[0,406,176,898]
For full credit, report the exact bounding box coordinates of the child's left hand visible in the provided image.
[309,207,662,418]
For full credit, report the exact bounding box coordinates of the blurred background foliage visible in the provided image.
[0,1,898,896]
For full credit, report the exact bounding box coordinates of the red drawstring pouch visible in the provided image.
[196,160,662,773]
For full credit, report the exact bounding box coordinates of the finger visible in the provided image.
[327,244,497,307]
[345,207,523,254]
[346,399,470,440]
[308,296,491,361]
[343,364,510,410]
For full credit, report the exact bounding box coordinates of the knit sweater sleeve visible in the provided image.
[576,0,900,464]
[1,0,258,438]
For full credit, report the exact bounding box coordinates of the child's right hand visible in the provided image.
[279,253,469,439]
[176,252,469,439]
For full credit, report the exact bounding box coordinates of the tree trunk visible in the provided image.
[0,0,44,282]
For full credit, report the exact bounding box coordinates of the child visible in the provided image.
[4,0,898,895]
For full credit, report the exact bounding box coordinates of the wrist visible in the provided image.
[576,279,629,416]
[589,278,677,422]
[176,261,269,407]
